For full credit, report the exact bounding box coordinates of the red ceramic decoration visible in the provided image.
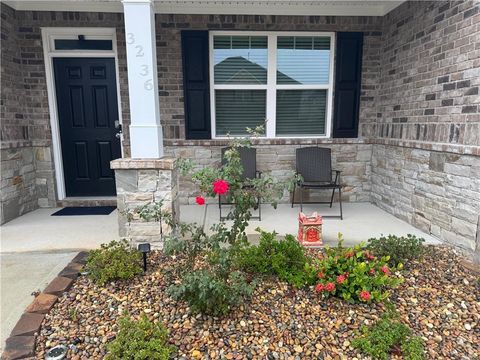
[297,212,323,247]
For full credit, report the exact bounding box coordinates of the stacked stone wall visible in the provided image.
[164,141,373,205]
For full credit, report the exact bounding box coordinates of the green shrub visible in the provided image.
[234,229,313,287]
[352,307,424,360]
[314,234,402,303]
[106,314,174,360]
[86,240,143,286]
[367,234,425,267]
[167,269,255,316]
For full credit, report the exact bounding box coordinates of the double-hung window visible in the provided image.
[210,32,334,138]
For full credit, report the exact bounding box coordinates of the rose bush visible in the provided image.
[314,234,403,303]
[165,126,297,315]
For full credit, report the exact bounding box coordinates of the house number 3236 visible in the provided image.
[127,32,153,91]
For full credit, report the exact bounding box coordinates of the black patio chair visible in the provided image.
[291,147,343,219]
[219,147,261,221]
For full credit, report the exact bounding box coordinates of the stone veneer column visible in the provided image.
[111,158,179,248]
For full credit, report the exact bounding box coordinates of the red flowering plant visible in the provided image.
[178,125,290,245]
[314,233,403,303]
[165,126,296,315]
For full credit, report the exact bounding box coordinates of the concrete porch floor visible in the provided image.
[181,202,441,246]
[0,203,440,253]
[1,208,119,253]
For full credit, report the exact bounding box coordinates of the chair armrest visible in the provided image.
[332,170,342,174]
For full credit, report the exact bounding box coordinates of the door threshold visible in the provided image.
[63,196,117,200]
[57,197,117,208]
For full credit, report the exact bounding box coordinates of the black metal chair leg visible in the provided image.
[258,197,262,221]
[300,185,303,212]
[339,186,343,220]
[291,183,296,208]
[329,188,335,208]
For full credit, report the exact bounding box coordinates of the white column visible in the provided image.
[122,0,163,158]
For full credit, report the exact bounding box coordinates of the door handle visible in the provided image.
[114,120,122,140]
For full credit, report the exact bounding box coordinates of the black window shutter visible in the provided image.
[181,30,211,139]
[332,32,363,138]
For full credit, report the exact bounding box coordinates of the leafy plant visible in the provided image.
[234,229,314,287]
[125,199,177,242]
[352,306,425,360]
[106,314,175,360]
[68,308,79,322]
[314,234,402,303]
[86,240,143,286]
[164,128,294,315]
[367,234,425,267]
[167,269,255,316]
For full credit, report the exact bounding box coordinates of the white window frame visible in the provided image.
[41,27,123,201]
[209,31,335,139]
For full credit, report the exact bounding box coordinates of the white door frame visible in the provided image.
[41,27,123,201]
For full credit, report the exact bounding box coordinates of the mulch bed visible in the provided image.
[35,246,479,360]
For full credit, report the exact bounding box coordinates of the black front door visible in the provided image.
[54,58,121,196]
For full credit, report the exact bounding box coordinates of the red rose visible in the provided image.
[369,268,376,275]
[345,251,354,258]
[364,251,375,261]
[359,290,371,301]
[325,282,336,292]
[213,179,229,195]
[336,274,346,284]
[381,266,390,275]
[315,284,325,293]
[195,196,205,205]
[317,272,325,279]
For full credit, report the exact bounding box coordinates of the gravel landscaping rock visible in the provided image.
[35,246,479,359]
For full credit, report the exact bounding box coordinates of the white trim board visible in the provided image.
[5,0,405,16]
[41,27,123,201]
[209,31,335,140]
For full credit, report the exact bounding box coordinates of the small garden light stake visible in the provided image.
[138,243,151,272]
[45,345,68,360]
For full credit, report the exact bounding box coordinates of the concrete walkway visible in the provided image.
[0,208,118,353]
[0,251,77,353]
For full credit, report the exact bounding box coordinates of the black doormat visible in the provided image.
[52,206,116,216]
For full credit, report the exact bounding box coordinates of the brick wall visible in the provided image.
[371,0,480,259]
[370,0,480,147]
[0,5,37,223]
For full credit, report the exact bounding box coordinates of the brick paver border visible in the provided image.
[1,251,88,360]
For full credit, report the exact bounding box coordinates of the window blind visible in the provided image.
[215,90,266,136]
[276,90,327,136]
